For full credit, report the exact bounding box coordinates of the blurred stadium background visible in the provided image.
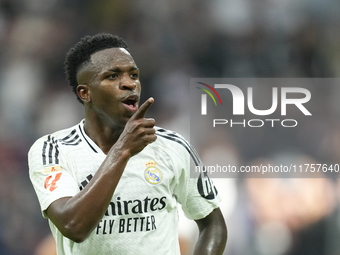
[1,0,340,254]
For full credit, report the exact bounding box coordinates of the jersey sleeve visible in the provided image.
[28,135,80,218]
[172,137,221,220]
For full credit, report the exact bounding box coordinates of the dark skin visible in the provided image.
[45,48,227,254]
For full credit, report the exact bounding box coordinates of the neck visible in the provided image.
[83,110,124,154]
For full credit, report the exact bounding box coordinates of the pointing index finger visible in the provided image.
[133,97,154,119]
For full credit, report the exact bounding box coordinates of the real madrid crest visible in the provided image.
[144,160,162,185]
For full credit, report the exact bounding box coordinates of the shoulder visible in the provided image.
[30,125,79,149]
[154,126,201,167]
[28,122,81,163]
[154,126,189,151]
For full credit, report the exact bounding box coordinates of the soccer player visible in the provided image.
[28,33,227,255]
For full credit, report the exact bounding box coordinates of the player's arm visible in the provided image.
[45,98,156,243]
[194,208,227,255]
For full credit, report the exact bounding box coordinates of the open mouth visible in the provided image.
[122,95,138,112]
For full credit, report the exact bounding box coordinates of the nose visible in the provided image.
[120,73,136,90]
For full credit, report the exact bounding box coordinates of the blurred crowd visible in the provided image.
[1,0,340,254]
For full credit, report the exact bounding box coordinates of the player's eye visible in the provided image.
[130,72,139,79]
[108,73,119,79]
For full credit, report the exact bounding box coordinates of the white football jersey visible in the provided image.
[28,120,220,255]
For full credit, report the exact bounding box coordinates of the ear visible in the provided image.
[76,85,91,104]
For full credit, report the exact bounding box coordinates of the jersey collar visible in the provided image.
[78,119,105,155]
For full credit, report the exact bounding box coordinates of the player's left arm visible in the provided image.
[194,207,227,255]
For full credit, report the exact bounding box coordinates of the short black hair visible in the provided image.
[64,33,129,103]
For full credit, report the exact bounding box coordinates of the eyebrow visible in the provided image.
[108,67,139,72]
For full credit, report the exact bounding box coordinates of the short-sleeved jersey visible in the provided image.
[28,120,220,255]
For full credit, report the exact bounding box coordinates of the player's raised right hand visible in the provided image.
[115,97,157,157]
